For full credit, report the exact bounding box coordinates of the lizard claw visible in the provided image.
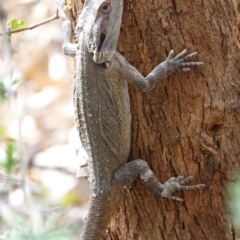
[166,49,175,61]
[160,176,206,201]
[165,49,203,74]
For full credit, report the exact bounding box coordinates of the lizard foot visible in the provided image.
[165,49,204,73]
[160,176,206,201]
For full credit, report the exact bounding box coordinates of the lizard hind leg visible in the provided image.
[112,159,205,201]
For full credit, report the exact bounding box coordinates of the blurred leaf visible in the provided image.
[10,19,18,29]
[10,19,26,30]
[227,180,240,227]
[61,191,83,207]
[0,139,17,173]
[0,81,4,91]
[33,183,50,199]
[0,81,5,103]
[12,79,21,85]
[0,125,5,139]
[6,226,74,240]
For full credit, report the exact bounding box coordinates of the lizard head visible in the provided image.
[78,0,123,68]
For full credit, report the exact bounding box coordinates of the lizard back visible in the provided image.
[74,33,131,192]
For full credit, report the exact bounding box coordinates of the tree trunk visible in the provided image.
[69,0,240,239]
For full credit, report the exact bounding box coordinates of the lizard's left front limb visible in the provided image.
[116,49,203,92]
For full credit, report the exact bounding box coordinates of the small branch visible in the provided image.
[32,164,75,176]
[0,10,59,36]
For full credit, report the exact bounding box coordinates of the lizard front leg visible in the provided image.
[116,49,203,92]
[112,159,205,201]
[57,1,78,57]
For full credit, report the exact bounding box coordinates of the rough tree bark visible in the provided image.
[68,0,240,239]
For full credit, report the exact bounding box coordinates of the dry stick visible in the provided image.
[0,10,59,36]
[32,165,75,176]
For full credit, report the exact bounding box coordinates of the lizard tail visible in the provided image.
[81,190,116,240]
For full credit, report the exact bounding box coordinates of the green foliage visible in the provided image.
[7,231,70,240]
[61,191,81,207]
[0,125,6,139]
[228,180,240,227]
[1,19,25,43]
[12,79,21,86]
[0,139,17,174]
[0,81,5,103]
[3,214,79,240]
[6,228,73,240]
[10,19,26,30]
[0,79,22,104]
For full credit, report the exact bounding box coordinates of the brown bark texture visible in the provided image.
[69,0,240,239]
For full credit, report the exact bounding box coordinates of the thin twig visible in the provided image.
[32,165,75,176]
[0,10,59,36]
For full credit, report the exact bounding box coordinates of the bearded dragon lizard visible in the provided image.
[57,0,205,239]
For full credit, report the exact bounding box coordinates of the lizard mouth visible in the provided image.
[97,33,106,52]
[91,33,111,68]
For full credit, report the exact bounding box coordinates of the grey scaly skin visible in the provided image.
[56,0,205,239]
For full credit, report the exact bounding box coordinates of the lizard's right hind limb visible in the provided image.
[112,159,205,201]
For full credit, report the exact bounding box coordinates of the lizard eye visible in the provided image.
[101,3,111,13]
